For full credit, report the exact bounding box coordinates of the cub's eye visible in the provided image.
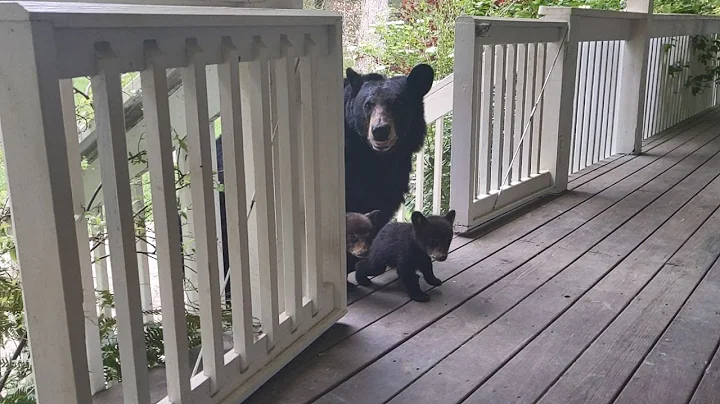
[349,235,358,243]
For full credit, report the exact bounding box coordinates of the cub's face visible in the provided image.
[344,64,435,153]
[411,210,456,262]
[346,210,381,258]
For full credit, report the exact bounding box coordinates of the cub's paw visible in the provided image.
[409,292,430,303]
[355,273,372,287]
[425,276,443,287]
[347,281,357,292]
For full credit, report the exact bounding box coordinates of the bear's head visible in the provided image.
[410,210,456,262]
[346,210,382,258]
[344,64,435,153]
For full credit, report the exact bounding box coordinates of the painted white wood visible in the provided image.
[217,37,255,369]
[432,118,444,215]
[532,43,546,175]
[183,38,225,392]
[414,149,425,212]
[614,0,653,154]
[133,181,154,323]
[468,17,566,45]
[478,44,493,196]
[514,43,528,184]
[492,44,506,191]
[92,41,151,404]
[573,42,588,173]
[141,41,193,403]
[275,36,305,331]
[538,16,575,192]
[469,172,553,219]
[209,118,226,297]
[239,45,281,349]
[93,216,113,318]
[0,20,93,404]
[523,43,537,179]
[59,78,106,394]
[423,74,454,123]
[502,44,516,187]
[299,37,324,315]
[315,21,346,311]
[450,18,481,228]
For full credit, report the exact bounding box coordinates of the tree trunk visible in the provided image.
[355,0,389,71]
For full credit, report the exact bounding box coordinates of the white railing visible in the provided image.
[449,7,720,232]
[571,40,621,172]
[450,17,567,232]
[0,3,346,404]
[396,73,453,221]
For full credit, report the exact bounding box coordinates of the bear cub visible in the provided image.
[355,210,455,302]
[345,210,381,291]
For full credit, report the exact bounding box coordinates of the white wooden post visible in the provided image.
[449,17,481,228]
[59,79,106,393]
[133,181,154,323]
[538,8,578,192]
[0,17,92,403]
[614,0,654,154]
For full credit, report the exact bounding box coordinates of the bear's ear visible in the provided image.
[444,210,456,225]
[411,211,428,231]
[407,64,435,98]
[365,210,382,229]
[346,68,363,95]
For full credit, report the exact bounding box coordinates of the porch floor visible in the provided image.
[246,107,720,404]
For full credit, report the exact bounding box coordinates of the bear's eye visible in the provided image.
[349,235,358,243]
[363,101,374,113]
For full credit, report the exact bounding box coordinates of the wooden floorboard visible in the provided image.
[246,109,720,404]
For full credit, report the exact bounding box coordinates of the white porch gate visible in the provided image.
[0,2,346,403]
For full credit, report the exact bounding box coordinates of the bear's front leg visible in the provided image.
[397,262,429,302]
[418,255,442,286]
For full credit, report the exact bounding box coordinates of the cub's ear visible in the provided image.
[411,211,428,231]
[346,68,363,95]
[365,210,382,229]
[444,210,456,225]
[407,64,435,98]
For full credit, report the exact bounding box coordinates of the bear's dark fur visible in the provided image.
[344,64,435,228]
[355,210,455,302]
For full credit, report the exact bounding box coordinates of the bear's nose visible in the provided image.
[372,124,391,141]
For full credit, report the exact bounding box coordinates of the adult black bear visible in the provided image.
[344,64,435,228]
[344,64,435,289]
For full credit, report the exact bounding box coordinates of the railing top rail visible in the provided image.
[458,15,566,45]
[539,6,646,20]
[458,15,567,29]
[0,1,340,26]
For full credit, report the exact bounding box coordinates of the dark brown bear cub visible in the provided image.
[355,210,455,302]
[346,210,381,291]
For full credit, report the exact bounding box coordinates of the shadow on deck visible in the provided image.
[247,108,720,404]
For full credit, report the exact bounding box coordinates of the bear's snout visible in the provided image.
[372,124,391,141]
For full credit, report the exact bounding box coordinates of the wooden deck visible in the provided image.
[246,107,720,404]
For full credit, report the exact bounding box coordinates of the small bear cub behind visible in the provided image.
[345,210,381,291]
[355,210,455,302]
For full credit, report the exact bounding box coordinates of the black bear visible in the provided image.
[344,64,435,288]
[355,210,455,302]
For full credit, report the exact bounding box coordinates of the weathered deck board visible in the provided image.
[613,255,720,404]
[535,205,720,404]
[245,109,720,404]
